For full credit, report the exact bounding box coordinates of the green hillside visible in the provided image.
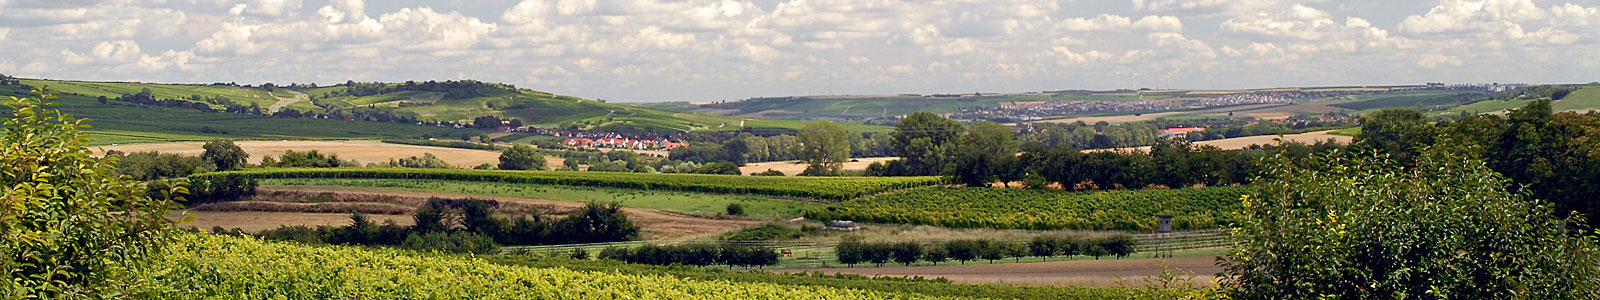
[8,78,889,137]
[307,81,889,133]
[0,83,484,145]
[1554,85,1600,112]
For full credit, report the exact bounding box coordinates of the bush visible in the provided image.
[401,231,500,254]
[498,145,546,170]
[1219,146,1600,299]
[752,169,786,176]
[725,203,746,216]
[722,224,802,241]
[1,89,177,296]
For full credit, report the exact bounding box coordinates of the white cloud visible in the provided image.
[231,0,303,17]
[1418,53,1464,68]
[1060,14,1182,32]
[91,40,141,63]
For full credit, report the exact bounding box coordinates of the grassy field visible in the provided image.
[2,84,485,145]
[259,178,824,218]
[1554,86,1600,112]
[1445,98,1543,115]
[22,79,285,107]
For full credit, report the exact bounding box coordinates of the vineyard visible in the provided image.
[807,186,1250,231]
[191,168,945,201]
[144,234,1179,299]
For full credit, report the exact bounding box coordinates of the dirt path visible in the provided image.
[266,90,308,113]
[256,186,762,240]
[778,255,1221,287]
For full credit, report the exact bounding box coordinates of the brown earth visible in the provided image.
[779,255,1222,287]
[242,186,762,241]
[92,140,563,168]
[176,211,415,233]
[739,157,900,176]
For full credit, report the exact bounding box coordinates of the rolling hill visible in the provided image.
[5,78,889,145]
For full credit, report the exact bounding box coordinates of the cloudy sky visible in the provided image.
[1,0,1597,102]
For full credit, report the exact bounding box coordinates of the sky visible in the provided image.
[0,0,1597,103]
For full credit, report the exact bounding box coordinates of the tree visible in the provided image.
[1029,236,1059,258]
[498,145,546,170]
[948,122,1019,187]
[893,112,963,175]
[201,140,250,171]
[725,203,746,216]
[944,240,979,264]
[891,242,923,266]
[1218,145,1600,299]
[1356,108,1435,163]
[2,88,178,296]
[798,122,851,176]
[921,247,948,266]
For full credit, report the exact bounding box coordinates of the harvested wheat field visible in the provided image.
[781,255,1221,287]
[740,157,900,176]
[93,140,563,168]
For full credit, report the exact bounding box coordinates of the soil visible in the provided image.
[778,255,1222,287]
[177,211,414,233]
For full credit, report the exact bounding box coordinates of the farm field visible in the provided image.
[257,179,824,219]
[0,84,484,145]
[241,185,764,240]
[1554,86,1600,112]
[741,157,900,175]
[22,79,284,107]
[808,186,1249,231]
[196,168,947,201]
[93,140,561,167]
[1029,103,1289,125]
[154,234,1059,299]
[780,253,1222,287]
[1094,130,1352,152]
[177,211,415,233]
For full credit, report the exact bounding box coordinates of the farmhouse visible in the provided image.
[1159,127,1206,138]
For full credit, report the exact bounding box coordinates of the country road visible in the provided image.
[267,90,308,113]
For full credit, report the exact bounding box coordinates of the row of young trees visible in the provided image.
[836,236,1135,267]
[255,199,640,253]
[597,244,781,268]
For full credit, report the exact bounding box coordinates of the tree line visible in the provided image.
[252,199,639,254]
[836,235,1134,267]
[597,244,781,268]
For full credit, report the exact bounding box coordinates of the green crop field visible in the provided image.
[1,84,487,145]
[193,168,946,201]
[22,79,289,108]
[1554,86,1600,112]
[260,178,824,218]
[807,186,1250,231]
[1446,98,1544,115]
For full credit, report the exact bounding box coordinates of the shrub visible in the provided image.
[1219,146,1600,299]
[1,89,178,297]
[752,169,786,176]
[497,145,546,170]
[401,231,500,254]
[725,203,746,216]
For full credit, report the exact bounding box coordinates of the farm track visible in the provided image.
[266,90,308,113]
[255,186,763,240]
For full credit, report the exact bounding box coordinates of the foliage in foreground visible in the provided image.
[144,234,959,299]
[1219,146,1600,299]
[487,254,1187,300]
[192,168,945,200]
[810,186,1248,231]
[2,89,178,298]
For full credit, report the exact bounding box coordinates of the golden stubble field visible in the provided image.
[94,140,563,168]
